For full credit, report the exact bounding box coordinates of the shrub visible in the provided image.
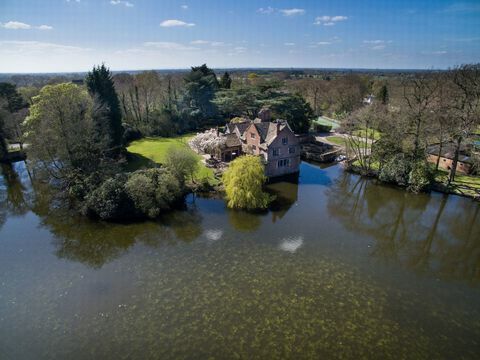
[164,147,199,184]
[379,154,410,186]
[222,155,272,210]
[84,168,184,221]
[84,174,134,220]
[408,161,434,193]
[314,123,332,133]
[126,168,184,219]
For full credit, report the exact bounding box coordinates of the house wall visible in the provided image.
[427,154,472,174]
[265,128,301,178]
[244,124,262,156]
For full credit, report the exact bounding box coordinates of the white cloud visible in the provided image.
[181,4,188,10]
[279,8,305,16]
[363,40,392,50]
[66,0,81,2]
[160,19,195,27]
[143,41,197,51]
[422,50,448,55]
[1,21,31,30]
[257,6,275,14]
[364,40,391,44]
[314,15,348,26]
[284,42,295,46]
[110,0,134,7]
[191,40,209,45]
[0,40,90,54]
[37,25,53,30]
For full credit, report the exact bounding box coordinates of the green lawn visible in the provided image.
[352,128,382,141]
[325,135,347,146]
[435,169,480,197]
[127,135,220,185]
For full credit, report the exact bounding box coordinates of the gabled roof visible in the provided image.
[226,121,251,137]
[427,143,473,164]
[223,133,242,148]
[250,120,293,145]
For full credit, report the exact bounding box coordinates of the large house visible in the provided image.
[224,108,301,178]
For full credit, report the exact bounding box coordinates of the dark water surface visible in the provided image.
[1,161,479,359]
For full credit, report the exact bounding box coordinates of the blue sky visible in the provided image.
[0,0,479,72]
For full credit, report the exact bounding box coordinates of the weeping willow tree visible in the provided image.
[222,155,272,210]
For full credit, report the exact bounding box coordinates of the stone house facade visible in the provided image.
[223,108,301,178]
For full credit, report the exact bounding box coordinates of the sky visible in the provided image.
[0,0,479,73]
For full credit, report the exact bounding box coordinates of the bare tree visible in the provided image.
[447,64,480,185]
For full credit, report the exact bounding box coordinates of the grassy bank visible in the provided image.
[126,135,220,186]
[434,169,480,198]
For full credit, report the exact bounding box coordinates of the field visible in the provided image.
[126,135,219,185]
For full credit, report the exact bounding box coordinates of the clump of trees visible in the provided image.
[213,81,314,133]
[342,64,480,192]
[222,155,272,210]
[84,168,184,221]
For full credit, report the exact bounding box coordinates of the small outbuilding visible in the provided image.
[427,143,475,174]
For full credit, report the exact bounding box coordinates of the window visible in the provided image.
[252,145,256,151]
[273,148,280,156]
[289,146,295,154]
[282,137,288,145]
[277,159,290,168]
[250,132,256,139]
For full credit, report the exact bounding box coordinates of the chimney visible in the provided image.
[258,107,271,122]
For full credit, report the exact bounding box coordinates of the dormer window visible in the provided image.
[282,137,288,145]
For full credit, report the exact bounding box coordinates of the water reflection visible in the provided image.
[327,171,480,283]
[267,178,299,223]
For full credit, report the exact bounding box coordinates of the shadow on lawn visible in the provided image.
[124,152,158,172]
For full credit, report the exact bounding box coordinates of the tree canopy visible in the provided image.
[222,155,272,210]
[181,64,219,125]
[86,64,124,150]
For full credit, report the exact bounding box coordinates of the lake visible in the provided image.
[1,161,479,359]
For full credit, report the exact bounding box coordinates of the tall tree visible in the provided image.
[181,64,219,126]
[24,83,111,185]
[447,64,480,185]
[0,102,8,160]
[220,72,232,89]
[402,74,438,159]
[86,64,124,150]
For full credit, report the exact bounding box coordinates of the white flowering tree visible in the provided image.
[189,129,227,155]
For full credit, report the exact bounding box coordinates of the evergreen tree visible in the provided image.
[85,64,124,150]
[220,72,232,89]
[181,64,219,127]
[0,83,26,113]
[377,84,389,105]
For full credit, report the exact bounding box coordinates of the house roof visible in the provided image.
[427,143,473,164]
[226,121,251,137]
[248,120,293,147]
[222,133,242,148]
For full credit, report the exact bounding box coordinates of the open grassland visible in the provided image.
[127,135,220,185]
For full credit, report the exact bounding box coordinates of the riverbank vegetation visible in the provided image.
[1,62,479,218]
[341,65,480,196]
[223,155,272,210]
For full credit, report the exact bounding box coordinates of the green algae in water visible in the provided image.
[1,161,480,359]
